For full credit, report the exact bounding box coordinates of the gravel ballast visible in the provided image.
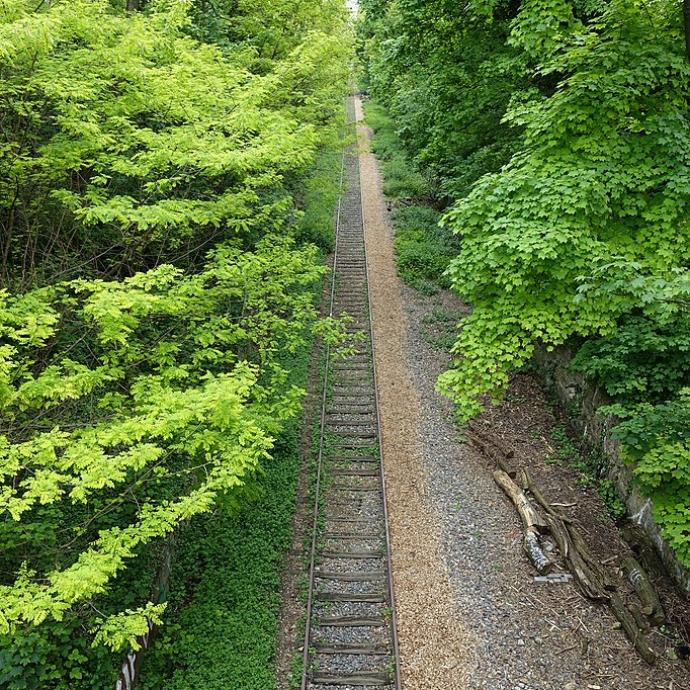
[357,97,475,690]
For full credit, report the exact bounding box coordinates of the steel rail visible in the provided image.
[299,96,401,689]
[299,113,348,690]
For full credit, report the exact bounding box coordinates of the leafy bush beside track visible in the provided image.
[0,0,351,686]
[137,348,310,690]
[359,0,690,567]
[364,102,456,294]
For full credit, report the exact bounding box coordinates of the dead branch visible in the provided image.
[610,593,657,665]
[466,427,516,476]
[493,469,551,573]
[621,556,665,627]
[471,431,658,665]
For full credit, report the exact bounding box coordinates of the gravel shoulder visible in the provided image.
[357,97,475,690]
[356,95,690,690]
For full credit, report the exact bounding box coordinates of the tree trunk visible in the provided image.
[493,469,551,573]
[610,594,658,665]
[621,556,665,626]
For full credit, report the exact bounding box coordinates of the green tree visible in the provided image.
[360,0,690,567]
[0,0,352,685]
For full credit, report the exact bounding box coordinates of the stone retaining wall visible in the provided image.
[533,344,690,596]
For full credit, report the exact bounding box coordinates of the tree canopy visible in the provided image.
[0,0,351,686]
[359,0,690,567]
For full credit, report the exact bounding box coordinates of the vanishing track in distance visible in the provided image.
[300,98,401,690]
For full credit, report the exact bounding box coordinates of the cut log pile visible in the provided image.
[467,425,665,665]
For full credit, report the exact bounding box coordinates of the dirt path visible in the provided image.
[356,95,690,690]
[357,98,475,689]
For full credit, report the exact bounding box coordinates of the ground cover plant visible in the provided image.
[137,350,309,690]
[359,0,690,568]
[0,0,351,686]
[364,102,456,294]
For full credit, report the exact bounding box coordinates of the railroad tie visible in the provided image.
[301,97,399,690]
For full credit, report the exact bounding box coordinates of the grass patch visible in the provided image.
[297,148,344,252]
[421,307,460,351]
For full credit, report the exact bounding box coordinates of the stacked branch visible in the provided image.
[493,469,551,573]
[468,425,661,665]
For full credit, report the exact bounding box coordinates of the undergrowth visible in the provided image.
[364,103,428,199]
[547,425,626,522]
[134,129,345,689]
[364,101,456,295]
[137,348,310,690]
[567,314,690,564]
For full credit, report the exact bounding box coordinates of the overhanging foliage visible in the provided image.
[0,0,352,685]
[359,0,690,567]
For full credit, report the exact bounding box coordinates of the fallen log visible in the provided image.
[610,593,657,665]
[520,469,572,523]
[493,469,551,573]
[522,471,611,594]
[631,605,651,634]
[475,438,659,665]
[568,524,616,592]
[621,556,665,626]
[620,521,665,577]
[543,514,607,601]
[466,428,516,477]
[523,470,657,664]
[494,470,548,532]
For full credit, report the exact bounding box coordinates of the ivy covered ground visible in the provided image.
[359,0,690,573]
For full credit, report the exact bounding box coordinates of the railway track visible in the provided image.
[300,99,401,690]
